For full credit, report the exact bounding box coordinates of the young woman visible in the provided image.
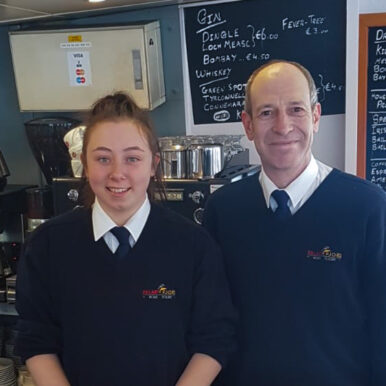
[16,92,236,386]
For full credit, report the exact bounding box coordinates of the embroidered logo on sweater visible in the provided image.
[142,284,176,300]
[306,246,342,261]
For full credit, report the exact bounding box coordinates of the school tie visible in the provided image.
[110,226,131,258]
[271,189,292,220]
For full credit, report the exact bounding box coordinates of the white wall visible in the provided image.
[345,0,386,175]
[360,0,386,13]
[344,0,359,174]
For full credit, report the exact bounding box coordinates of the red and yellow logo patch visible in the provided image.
[306,246,342,261]
[142,284,176,300]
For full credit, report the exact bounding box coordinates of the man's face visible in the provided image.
[242,63,321,184]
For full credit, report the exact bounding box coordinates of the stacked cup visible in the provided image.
[0,357,16,386]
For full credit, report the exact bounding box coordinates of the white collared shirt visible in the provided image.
[92,196,151,253]
[259,156,332,214]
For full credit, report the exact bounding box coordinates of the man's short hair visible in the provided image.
[243,59,319,115]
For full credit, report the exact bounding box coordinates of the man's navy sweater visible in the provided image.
[16,203,237,386]
[204,169,386,386]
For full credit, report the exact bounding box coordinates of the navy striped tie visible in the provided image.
[110,227,131,258]
[271,190,291,220]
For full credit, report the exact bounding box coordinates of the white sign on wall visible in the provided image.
[67,51,92,87]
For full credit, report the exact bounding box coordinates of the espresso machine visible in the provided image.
[157,135,259,224]
[52,135,258,224]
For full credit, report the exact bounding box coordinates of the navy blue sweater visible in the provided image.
[204,169,386,386]
[16,203,237,386]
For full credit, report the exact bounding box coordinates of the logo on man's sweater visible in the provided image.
[142,284,176,300]
[306,246,342,261]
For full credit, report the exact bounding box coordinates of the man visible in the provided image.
[203,60,386,386]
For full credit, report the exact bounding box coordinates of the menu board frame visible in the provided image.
[358,13,386,189]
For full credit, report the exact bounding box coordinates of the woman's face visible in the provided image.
[84,119,157,225]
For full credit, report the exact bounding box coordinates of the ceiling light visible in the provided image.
[89,0,106,3]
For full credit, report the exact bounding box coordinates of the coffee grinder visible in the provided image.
[24,117,80,233]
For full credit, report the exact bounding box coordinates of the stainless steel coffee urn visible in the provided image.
[161,145,187,179]
[186,143,224,179]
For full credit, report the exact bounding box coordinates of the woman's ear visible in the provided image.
[151,153,160,177]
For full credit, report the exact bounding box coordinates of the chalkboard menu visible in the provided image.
[366,26,386,191]
[184,0,346,125]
